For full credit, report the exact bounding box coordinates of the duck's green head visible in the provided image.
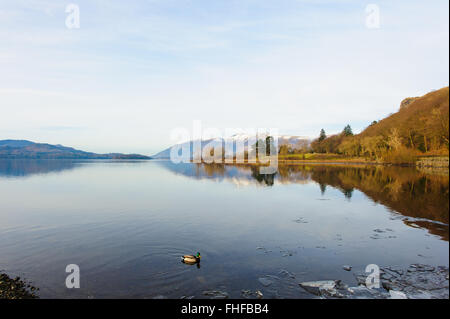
[196,252,201,259]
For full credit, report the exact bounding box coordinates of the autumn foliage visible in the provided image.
[310,87,449,164]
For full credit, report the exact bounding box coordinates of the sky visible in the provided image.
[0,0,448,155]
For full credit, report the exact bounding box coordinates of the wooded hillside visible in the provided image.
[310,87,449,163]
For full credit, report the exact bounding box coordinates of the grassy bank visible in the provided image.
[194,154,449,168]
[276,153,371,164]
[277,154,449,167]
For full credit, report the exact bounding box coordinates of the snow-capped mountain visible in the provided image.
[152,134,310,159]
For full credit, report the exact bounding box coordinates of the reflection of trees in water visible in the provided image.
[290,164,448,241]
[342,188,354,199]
[198,163,226,177]
[319,183,327,195]
[192,163,277,186]
[250,166,276,186]
[184,163,448,241]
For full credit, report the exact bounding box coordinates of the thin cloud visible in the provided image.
[0,0,448,153]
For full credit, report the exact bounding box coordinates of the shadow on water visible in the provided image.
[159,161,449,241]
[0,159,79,178]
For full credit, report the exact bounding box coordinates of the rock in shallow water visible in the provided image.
[299,280,341,297]
[389,290,407,299]
[299,264,449,299]
[258,277,273,287]
[342,265,352,271]
[347,286,390,299]
[202,290,229,299]
[241,289,264,299]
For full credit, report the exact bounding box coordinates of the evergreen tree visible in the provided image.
[319,129,327,142]
[343,124,353,136]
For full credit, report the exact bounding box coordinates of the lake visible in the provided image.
[0,159,448,298]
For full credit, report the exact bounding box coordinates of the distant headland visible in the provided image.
[0,140,151,159]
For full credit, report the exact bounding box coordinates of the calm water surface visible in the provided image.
[0,159,448,298]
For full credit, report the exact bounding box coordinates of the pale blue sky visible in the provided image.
[0,0,448,155]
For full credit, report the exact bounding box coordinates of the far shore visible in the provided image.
[2,155,448,170]
[176,155,449,169]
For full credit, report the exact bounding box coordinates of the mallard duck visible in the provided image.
[182,252,201,264]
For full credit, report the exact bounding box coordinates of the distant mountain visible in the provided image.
[152,134,310,159]
[0,140,151,159]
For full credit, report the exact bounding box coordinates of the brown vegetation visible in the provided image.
[307,87,449,164]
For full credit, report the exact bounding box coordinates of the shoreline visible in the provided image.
[0,273,39,299]
[174,156,450,169]
[2,263,448,299]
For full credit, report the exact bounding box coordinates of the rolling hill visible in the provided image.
[359,87,449,145]
[312,87,449,161]
[0,140,151,159]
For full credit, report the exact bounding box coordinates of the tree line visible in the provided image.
[280,87,450,164]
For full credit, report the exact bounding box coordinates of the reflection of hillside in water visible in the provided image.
[303,165,449,241]
[0,159,79,178]
[160,162,449,241]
